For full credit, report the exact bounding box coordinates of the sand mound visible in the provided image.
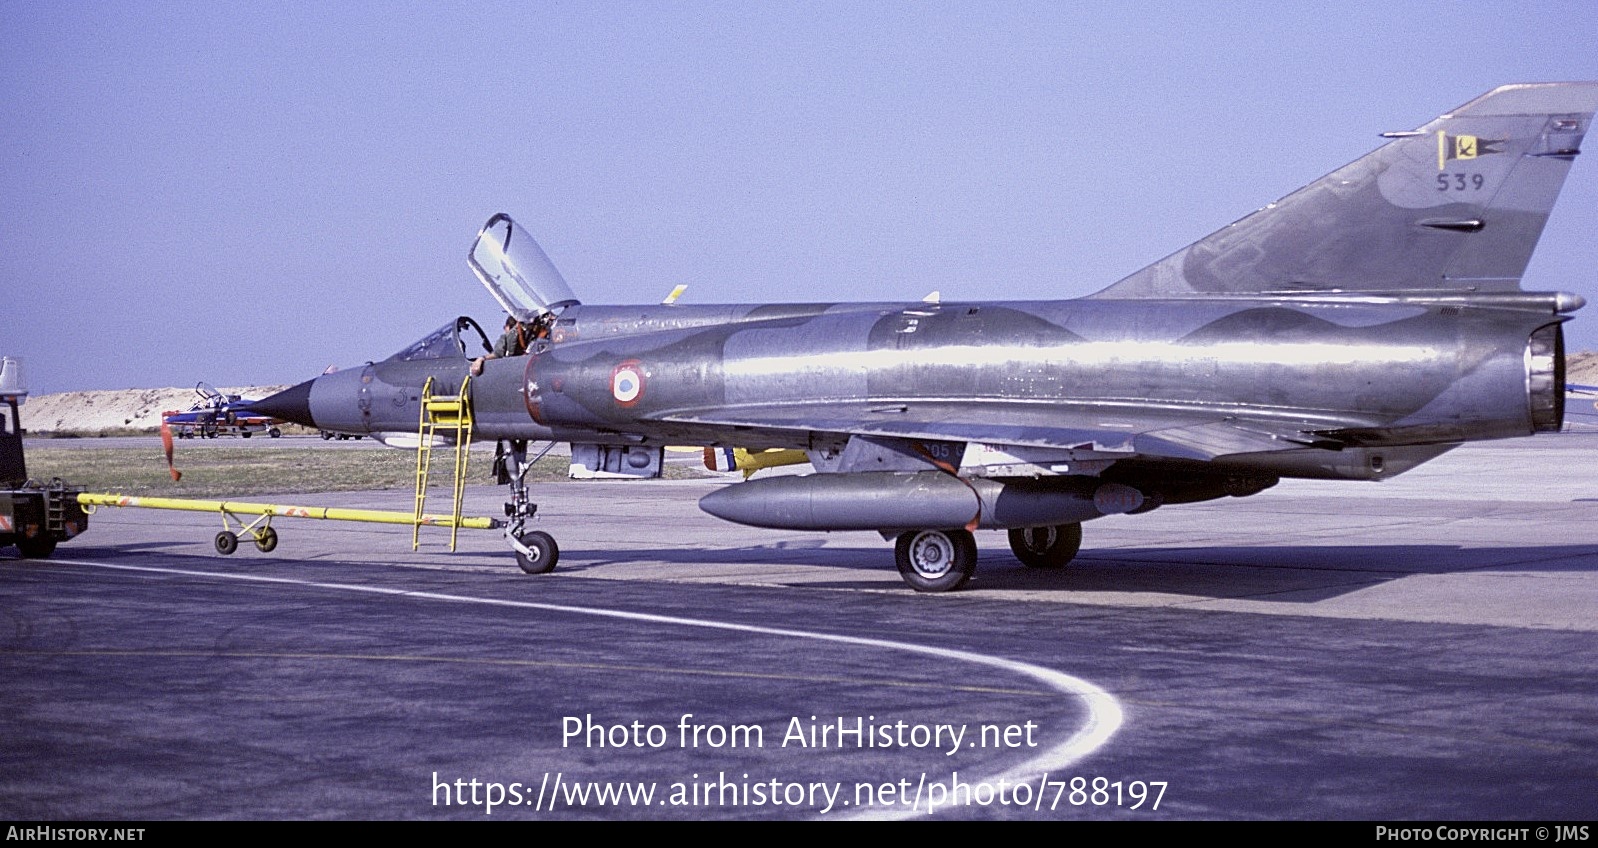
[19,386,290,435]
[1567,351,1598,388]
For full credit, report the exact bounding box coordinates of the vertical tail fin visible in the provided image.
[1093,83,1598,298]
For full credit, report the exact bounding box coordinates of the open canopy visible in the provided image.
[468,213,580,322]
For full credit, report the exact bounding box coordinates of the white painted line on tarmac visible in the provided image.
[48,557,1125,819]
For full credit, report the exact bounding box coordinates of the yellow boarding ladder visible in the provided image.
[413,375,474,551]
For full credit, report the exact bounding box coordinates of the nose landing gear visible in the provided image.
[499,439,561,574]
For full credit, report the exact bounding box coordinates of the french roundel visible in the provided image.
[611,360,645,406]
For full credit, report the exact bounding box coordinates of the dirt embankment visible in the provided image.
[1568,351,1598,388]
[18,386,289,436]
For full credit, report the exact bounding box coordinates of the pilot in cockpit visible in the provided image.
[471,315,523,375]
[471,314,554,375]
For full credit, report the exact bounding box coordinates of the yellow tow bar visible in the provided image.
[74,492,502,555]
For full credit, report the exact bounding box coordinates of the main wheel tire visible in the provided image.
[1007,523,1083,569]
[895,528,977,592]
[515,530,559,574]
[254,526,278,553]
[321,431,334,440]
[269,428,282,438]
[215,531,238,555]
[16,535,57,559]
[241,431,252,438]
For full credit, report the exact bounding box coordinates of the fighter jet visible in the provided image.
[254,83,1598,591]
[162,383,286,439]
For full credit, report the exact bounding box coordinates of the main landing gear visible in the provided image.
[490,442,1087,593]
[498,440,561,574]
[894,528,978,592]
[1007,522,1083,569]
[891,522,1085,592]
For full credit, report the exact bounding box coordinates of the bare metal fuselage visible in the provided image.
[301,292,1566,489]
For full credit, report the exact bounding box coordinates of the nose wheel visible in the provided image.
[514,530,558,574]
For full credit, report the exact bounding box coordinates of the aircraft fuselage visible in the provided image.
[287,293,1567,487]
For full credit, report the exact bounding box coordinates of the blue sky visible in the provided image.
[4,1,1596,394]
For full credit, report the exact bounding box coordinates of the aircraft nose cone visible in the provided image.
[252,379,317,428]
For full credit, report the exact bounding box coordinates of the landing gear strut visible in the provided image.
[500,439,560,574]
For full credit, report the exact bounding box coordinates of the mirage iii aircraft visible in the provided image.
[255,83,1598,591]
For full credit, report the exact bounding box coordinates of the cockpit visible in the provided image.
[382,215,579,364]
[386,316,493,362]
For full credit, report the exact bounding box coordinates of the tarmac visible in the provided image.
[3,432,1596,819]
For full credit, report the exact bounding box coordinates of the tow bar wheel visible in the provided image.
[254,526,279,553]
